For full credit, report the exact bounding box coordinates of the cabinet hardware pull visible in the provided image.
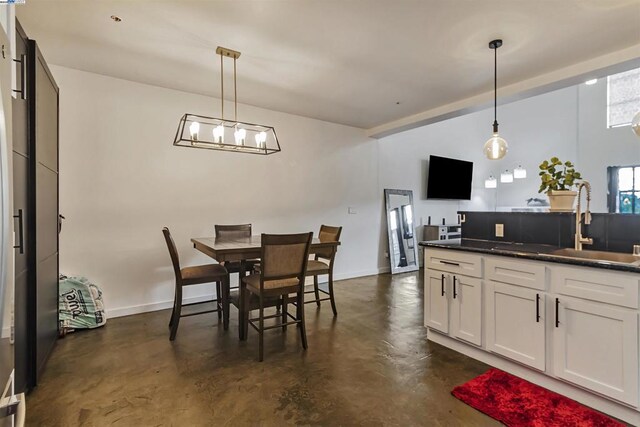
[536,293,540,323]
[13,209,24,254]
[452,275,457,299]
[12,54,26,100]
[440,274,445,296]
[440,260,460,266]
[555,297,560,328]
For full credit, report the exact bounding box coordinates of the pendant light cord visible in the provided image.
[221,53,224,120]
[493,44,498,133]
[234,56,238,122]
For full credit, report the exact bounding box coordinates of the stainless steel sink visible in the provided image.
[545,248,640,266]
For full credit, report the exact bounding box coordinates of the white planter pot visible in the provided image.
[548,190,577,212]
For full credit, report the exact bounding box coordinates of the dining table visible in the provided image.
[191,235,340,339]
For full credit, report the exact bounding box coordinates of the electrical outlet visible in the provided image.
[348,207,357,214]
[384,251,389,258]
[495,223,504,238]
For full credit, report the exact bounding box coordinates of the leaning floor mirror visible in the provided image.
[384,189,419,274]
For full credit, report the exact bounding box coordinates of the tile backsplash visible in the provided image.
[459,211,640,253]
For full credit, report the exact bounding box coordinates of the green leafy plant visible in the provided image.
[538,157,582,194]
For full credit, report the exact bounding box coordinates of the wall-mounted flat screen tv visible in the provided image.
[426,155,473,200]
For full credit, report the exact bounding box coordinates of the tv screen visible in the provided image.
[426,155,473,200]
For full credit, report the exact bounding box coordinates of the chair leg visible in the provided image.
[259,293,264,362]
[169,286,183,341]
[313,275,321,307]
[328,271,338,316]
[243,291,250,341]
[216,281,222,320]
[168,286,177,328]
[222,276,230,331]
[282,295,288,331]
[298,290,308,350]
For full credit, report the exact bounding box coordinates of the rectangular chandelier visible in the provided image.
[173,46,281,155]
[173,113,281,155]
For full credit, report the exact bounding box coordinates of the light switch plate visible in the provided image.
[348,207,357,214]
[495,223,504,237]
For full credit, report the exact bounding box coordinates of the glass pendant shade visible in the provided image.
[485,175,497,189]
[500,169,514,183]
[484,133,508,160]
[632,111,640,138]
[514,165,527,179]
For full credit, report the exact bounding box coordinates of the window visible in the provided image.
[608,165,640,213]
[607,68,640,128]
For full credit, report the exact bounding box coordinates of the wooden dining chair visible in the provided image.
[162,227,230,340]
[214,224,259,281]
[305,225,342,316]
[238,232,312,361]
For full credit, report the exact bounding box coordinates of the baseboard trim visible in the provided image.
[106,294,216,319]
[107,268,391,319]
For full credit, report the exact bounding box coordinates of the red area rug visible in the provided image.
[452,368,624,427]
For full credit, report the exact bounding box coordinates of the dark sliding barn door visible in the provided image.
[13,20,59,393]
[30,39,59,386]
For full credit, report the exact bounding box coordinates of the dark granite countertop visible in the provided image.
[419,239,640,273]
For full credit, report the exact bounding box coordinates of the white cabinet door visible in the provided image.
[553,296,639,406]
[486,281,546,371]
[450,274,482,346]
[424,269,449,333]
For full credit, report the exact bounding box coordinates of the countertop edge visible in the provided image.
[419,239,640,274]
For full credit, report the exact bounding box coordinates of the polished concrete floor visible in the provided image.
[27,271,499,426]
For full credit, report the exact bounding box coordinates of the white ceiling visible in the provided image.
[16,0,640,130]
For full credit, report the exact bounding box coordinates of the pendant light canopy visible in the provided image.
[173,47,281,155]
[483,39,508,160]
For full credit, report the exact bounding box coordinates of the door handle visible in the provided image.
[555,297,560,328]
[440,260,460,266]
[535,293,540,323]
[440,273,445,296]
[12,54,26,100]
[13,209,24,254]
[452,275,457,299]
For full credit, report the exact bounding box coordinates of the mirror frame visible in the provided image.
[384,189,419,274]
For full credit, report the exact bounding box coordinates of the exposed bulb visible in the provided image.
[483,132,508,160]
[189,121,200,141]
[514,165,527,179]
[255,131,267,148]
[234,127,246,146]
[632,111,640,138]
[213,124,224,144]
[485,175,497,189]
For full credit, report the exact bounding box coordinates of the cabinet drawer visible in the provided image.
[552,266,639,309]
[485,256,547,291]
[425,249,482,278]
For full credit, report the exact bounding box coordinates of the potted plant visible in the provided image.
[538,157,582,211]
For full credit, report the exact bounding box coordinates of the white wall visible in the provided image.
[377,86,579,268]
[51,66,382,318]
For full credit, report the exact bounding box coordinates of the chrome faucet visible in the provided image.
[575,181,593,251]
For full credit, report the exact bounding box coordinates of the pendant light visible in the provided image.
[173,47,281,155]
[514,164,527,179]
[500,169,513,183]
[485,175,498,189]
[483,39,508,160]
